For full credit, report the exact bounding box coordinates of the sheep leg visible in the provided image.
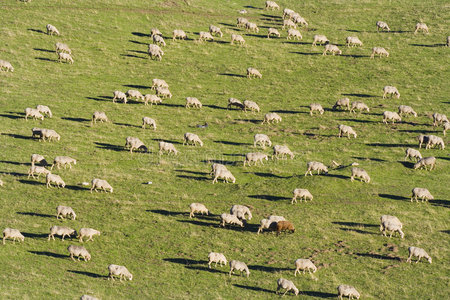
[416,256,421,263]
[282,290,288,296]
[70,254,76,261]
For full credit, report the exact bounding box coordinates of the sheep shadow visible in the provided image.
[147,209,189,217]
[341,54,371,58]
[437,156,450,161]
[440,230,450,234]
[346,29,363,33]
[160,103,185,108]
[17,212,54,218]
[185,265,227,274]
[204,104,228,111]
[28,28,46,34]
[282,41,310,45]
[35,57,58,62]
[339,228,375,235]
[21,232,49,239]
[245,172,292,179]
[233,284,274,294]
[410,43,445,48]
[332,221,378,228]
[325,174,350,180]
[28,251,66,259]
[201,159,238,166]
[152,138,182,145]
[178,219,244,230]
[128,49,148,55]
[2,133,34,140]
[234,119,261,124]
[342,93,377,98]
[131,32,150,38]
[398,161,415,168]
[245,33,267,38]
[163,258,206,266]
[218,73,246,78]
[113,122,141,128]
[378,194,409,201]
[18,179,44,186]
[302,291,336,298]
[0,171,27,177]
[94,142,126,152]
[0,113,23,120]
[352,156,387,162]
[86,96,109,102]
[33,48,54,53]
[338,118,377,124]
[0,160,29,166]
[398,129,436,133]
[175,169,209,176]
[223,153,245,157]
[176,175,209,181]
[248,265,292,273]
[67,270,107,279]
[128,39,147,45]
[270,109,302,114]
[430,199,450,208]
[366,143,413,148]
[214,140,251,146]
[290,52,321,56]
[120,54,147,60]
[218,22,235,27]
[248,194,290,201]
[61,117,90,123]
[65,185,88,191]
[123,84,151,89]
[355,252,401,261]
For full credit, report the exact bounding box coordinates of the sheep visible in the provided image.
[407,247,432,264]
[272,145,294,160]
[124,136,148,153]
[48,226,76,241]
[90,178,113,193]
[159,141,178,155]
[41,129,60,142]
[172,29,187,40]
[243,100,260,112]
[239,9,247,14]
[276,278,299,296]
[31,153,47,166]
[294,259,317,276]
[113,91,127,103]
[287,28,302,40]
[108,264,133,281]
[57,52,74,64]
[371,47,389,58]
[398,105,417,117]
[2,228,24,244]
[151,78,169,90]
[292,188,313,204]
[230,205,252,220]
[55,42,71,54]
[80,295,98,300]
[380,215,404,239]
[282,19,297,29]
[156,87,172,99]
[411,187,434,203]
[267,28,281,38]
[346,36,363,47]
[323,44,342,55]
[142,117,157,130]
[245,22,259,33]
[185,97,202,108]
[417,134,430,148]
[189,203,209,218]
[152,34,166,47]
[257,216,285,234]
[36,105,53,118]
[220,213,244,227]
[228,98,244,110]
[414,156,436,170]
[312,35,329,46]
[276,221,295,235]
[376,21,390,32]
[262,113,282,124]
[213,169,235,184]
[209,25,223,37]
[51,156,77,170]
[46,24,60,35]
[283,8,295,19]
[254,134,271,148]
[414,23,429,34]
[236,17,249,28]
[383,111,402,124]
[28,165,51,179]
[244,152,268,166]
[443,121,449,136]
[230,34,246,45]
[46,173,65,188]
[25,108,44,121]
[56,205,76,220]
[78,228,101,242]
[338,125,357,138]
[333,98,350,110]
[292,14,308,27]
[148,44,164,60]
[425,135,445,150]
[305,161,328,176]
[150,28,162,37]
[126,90,144,101]
[208,252,227,268]
[0,60,14,72]
[198,31,214,42]
[310,103,324,115]
[432,113,448,127]
[67,245,91,262]
[404,148,422,162]
[229,260,250,277]
[31,127,43,139]
[92,111,108,124]
[265,1,280,10]
[351,167,370,183]
[210,163,227,176]
[183,133,203,147]
[338,285,360,300]
[247,67,262,79]
[383,86,400,99]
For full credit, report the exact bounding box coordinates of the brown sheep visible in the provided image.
[276,221,295,235]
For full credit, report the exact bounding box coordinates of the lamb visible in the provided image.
[198,31,214,42]
[31,153,47,166]
[272,145,294,159]
[257,216,285,234]
[383,111,402,124]
[208,252,227,268]
[41,129,60,141]
[230,34,245,45]
[32,127,43,139]
[351,101,370,113]
[398,105,417,117]
[411,187,434,203]
[92,111,108,124]
[126,90,144,101]
[414,23,429,34]
[262,113,282,124]
[57,52,74,64]
[113,91,127,103]
[229,260,250,277]
[443,121,449,136]
[55,42,71,54]
[247,67,262,79]
[333,98,350,110]
[51,156,77,170]
[36,105,53,118]
[276,278,299,296]
[189,203,209,218]
[287,28,302,40]
[244,152,268,166]
[183,133,203,147]
[376,21,390,32]
[213,169,235,184]
[350,167,370,183]
[236,17,249,28]
[159,142,178,155]
[432,113,448,126]
[243,100,260,112]
[230,205,252,220]
[124,136,148,153]
[172,29,187,40]
[227,98,244,110]
[67,245,91,261]
[152,34,166,46]
[150,28,162,37]
[56,205,76,220]
[245,22,259,33]
[25,108,44,121]
[323,44,342,55]
[0,60,14,72]
[414,157,436,170]
[294,259,317,276]
[2,228,24,244]
[46,173,65,188]
[371,47,389,58]
[425,135,445,150]
[292,188,313,204]
[108,264,133,281]
[185,97,202,108]
[383,86,400,99]
[265,1,280,10]
[276,220,295,234]
[156,87,172,99]
[254,134,271,148]
[151,78,169,90]
[310,103,324,115]
[28,165,51,179]
[48,226,76,241]
[78,228,101,242]
[148,44,164,60]
[220,213,244,227]
[90,178,113,193]
[338,125,357,138]
[142,117,157,130]
[346,36,363,47]
[209,25,223,37]
[380,215,404,238]
[305,161,328,176]
[404,148,422,162]
[338,285,360,300]
[282,19,296,29]
[267,28,281,38]
[46,24,60,35]
[407,247,432,264]
[312,35,329,46]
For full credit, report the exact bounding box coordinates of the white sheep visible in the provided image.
[80,295,98,300]
[404,148,422,162]
[189,203,209,218]
[425,135,445,150]
[267,28,281,38]
[338,285,360,300]
[272,145,294,160]
[0,60,14,72]
[351,101,370,113]
[305,161,328,176]
[210,163,227,176]
[376,21,390,32]
[414,23,429,34]
[199,31,214,42]
[108,264,133,281]
[247,67,262,79]
[113,91,127,103]
[185,97,202,108]
[257,216,285,234]
[220,213,243,227]
[144,93,162,106]
[407,247,432,264]
[323,44,342,55]
[236,17,249,28]
[265,1,280,10]
[126,90,144,101]
[371,47,389,58]
[411,187,434,203]
[213,169,235,184]
[183,133,203,147]
[414,156,436,171]
[209,25,223,37]
[333,98,350,110]
[208,252,227,268]
[283,19,296,29]
[67,245,91,261]
[244,152,268,166]
[231,34,245,45]
[287,28,302,40]
[243,100,260,112]
[229,260,249,277]
[156,87,172,99]
[36,105,53,118]
[28,165,51,179]
[51,156,77,170]
[78,228,101,242]
[31,153,47,166]
[142,117,157,130]
[46,173,65,188]
[283,8,295,19]
[55,42,71,54]
[46,24,60,35]
[124,136,148,153]
[380,216,404,239]
[383,86,400,99]
[338,125,357,138]
[150,28,162,37]
[443,121,449,136]
[276,278,299,296]
[56,205,76,220]
[172,29,187,40]
[245,22,259,33]
[310,103,324,115]
[159,142,178,155]
[148,44,164,60]
[292,14,308,27]
[252,134,271,149]
[153,34,166,46]
[230,205,252,220]
[432,113,448,127]
[92,111,108,124]
[294,258,317,276]
[151,78,169,90]
[25,108,44,121]
[2,228,24,244]
[227,98,244,109]
[90,178,113,193]
[351,167,370,183]
[383,111,402,124]
[398,105,417,117]
[48,226,76,241]
[292,188,313,204]
[312,34,329,46]
[262,113,282,124]
[57,52,74,64]
[41,129,60,142]
[346,36,363,47]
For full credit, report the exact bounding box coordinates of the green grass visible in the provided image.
[0,0,449,299]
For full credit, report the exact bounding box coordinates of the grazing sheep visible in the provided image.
[90,178,113,193]
[265,1,280,10]
[28,165,51,179]
[245,22,259,33]
[243,100,260,112]
[417,134,430,148]
[51,156,77,170]
[55,42,71,54]
[108,264,133,281]
[443,121,449,136]
[46,173,65,188]
[283,19,297,29]
[292,14,308,27]
[323,44,342,55]
[236,17,249,28]
[432,113,448,127]
[230,205,252,220]
[262,113,282,124]
[254,134,271,148]
[25,108,44,121]
[350,101,370,113]
[244,152,268,166]
[380,215,404,238]
[287,28,302,40]
[56,205,76,220]
[2,228,24,244]
[198,31,214,42]
[41,129,60,142]
[310,103,324,115]
[283,8,295,19]
[92,111,108,124]
[185,97,202,108]
[229,260,250,277]
[57,52,74,64]
[142,117,157,130]
[276,278,299,296]
[152,34,166,46]
[371,47,389,58]
[208,252,227,268]
[227,98,244,109]
[156,87,172,99]
[148,44,164,60]
[209,25,223,37]
[172,29,187,40]
[36,105,52,118]
[113,91,127,103]
[230,34,245,45]
[267,28,281,38]
[404,148,422,162]
[80,295,98,300]
[78,228,101,242]
[46,24,60,35]
[305,161,328,176]
[0,60,14,72]
[383,111,402,124]
[398,105,417,117]
[159,141,178,155]
[376,21,390,32]
[338,125,357,138]
[150,28,162,37]
[346,36,363,47]
[31,153,47,166]
[32,127,43,139]
[48,226,76,241]
[294,259,317,276]
[126,90,144,101]
[247,67,262,79]
[213,168,235,184]
[124,136,148,153]
[257,216,285,234]
[351,167,370,183]
[183,133,203,146]
[292,188,313,204]
[151,78,169,90]
[425,135,445,150]
[411,187,434,203]
[220,213,244,227]
[414,156,436,170]
[189,203,209,218]
[338,285,360,300]
[383,86,400,99]
[272,145,294,160]
[312,34,329,46]
[67,245,91,261]
[276,221,295,234]
[333,98,350,110]
[210,163,227,176]
[407,247,432,264]
[414,23,429,34]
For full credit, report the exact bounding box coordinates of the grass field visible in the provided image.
[0,0,449,299]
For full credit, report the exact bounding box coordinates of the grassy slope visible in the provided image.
[0,0,449,299]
